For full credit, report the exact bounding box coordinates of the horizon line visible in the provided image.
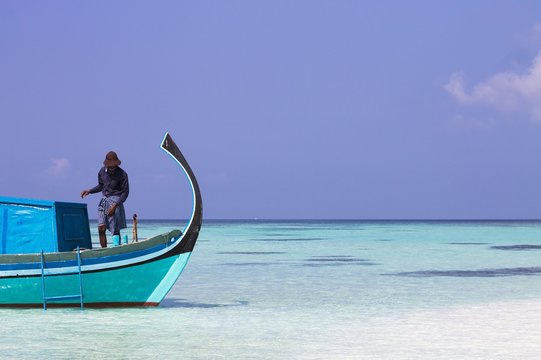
[87,218,541,222]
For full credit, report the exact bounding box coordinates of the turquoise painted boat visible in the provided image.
[0,133,202,308]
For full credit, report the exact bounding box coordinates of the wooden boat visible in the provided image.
[0,133,202,308]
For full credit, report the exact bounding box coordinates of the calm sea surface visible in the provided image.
[3,220,541,359]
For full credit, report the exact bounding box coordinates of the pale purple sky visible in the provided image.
[2,1,541,219]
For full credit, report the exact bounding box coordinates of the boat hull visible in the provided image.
[0,252,192,307]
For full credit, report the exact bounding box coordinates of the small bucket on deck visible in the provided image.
[112,235,120,246]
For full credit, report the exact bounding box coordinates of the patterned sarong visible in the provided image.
[97,196,127,234]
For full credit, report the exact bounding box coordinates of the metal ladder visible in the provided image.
[40,246,84,310]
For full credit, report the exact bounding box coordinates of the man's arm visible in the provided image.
[118,172,129,204]
[81,169,104,198]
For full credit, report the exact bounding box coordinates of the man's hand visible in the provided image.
[80,190,90,198]
[108,204,118,217]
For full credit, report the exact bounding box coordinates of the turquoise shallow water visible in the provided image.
[3,220,541,359]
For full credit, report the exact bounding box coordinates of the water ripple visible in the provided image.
[303,256,379,267]
[448,242,491,245]
[393,267,541,277]
[251,238,324,242]
[491,245,541,251]
[217,251,287,255]
[160,299,249,308]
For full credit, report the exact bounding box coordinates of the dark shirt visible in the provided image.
[89,166,129,204]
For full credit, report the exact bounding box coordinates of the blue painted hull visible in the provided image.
[0,252,191,307]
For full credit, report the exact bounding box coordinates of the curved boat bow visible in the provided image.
[160,132,203,255]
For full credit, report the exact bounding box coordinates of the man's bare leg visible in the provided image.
[98,224,107,248]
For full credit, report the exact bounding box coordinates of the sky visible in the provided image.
[2,1,541,220]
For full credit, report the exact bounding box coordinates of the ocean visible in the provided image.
[3,220,541,359]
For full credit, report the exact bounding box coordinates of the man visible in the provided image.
[81,151,129,248]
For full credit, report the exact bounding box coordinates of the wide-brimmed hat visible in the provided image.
[103,151,121,167]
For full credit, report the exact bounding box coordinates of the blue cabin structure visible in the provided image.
[0,197,92,254]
